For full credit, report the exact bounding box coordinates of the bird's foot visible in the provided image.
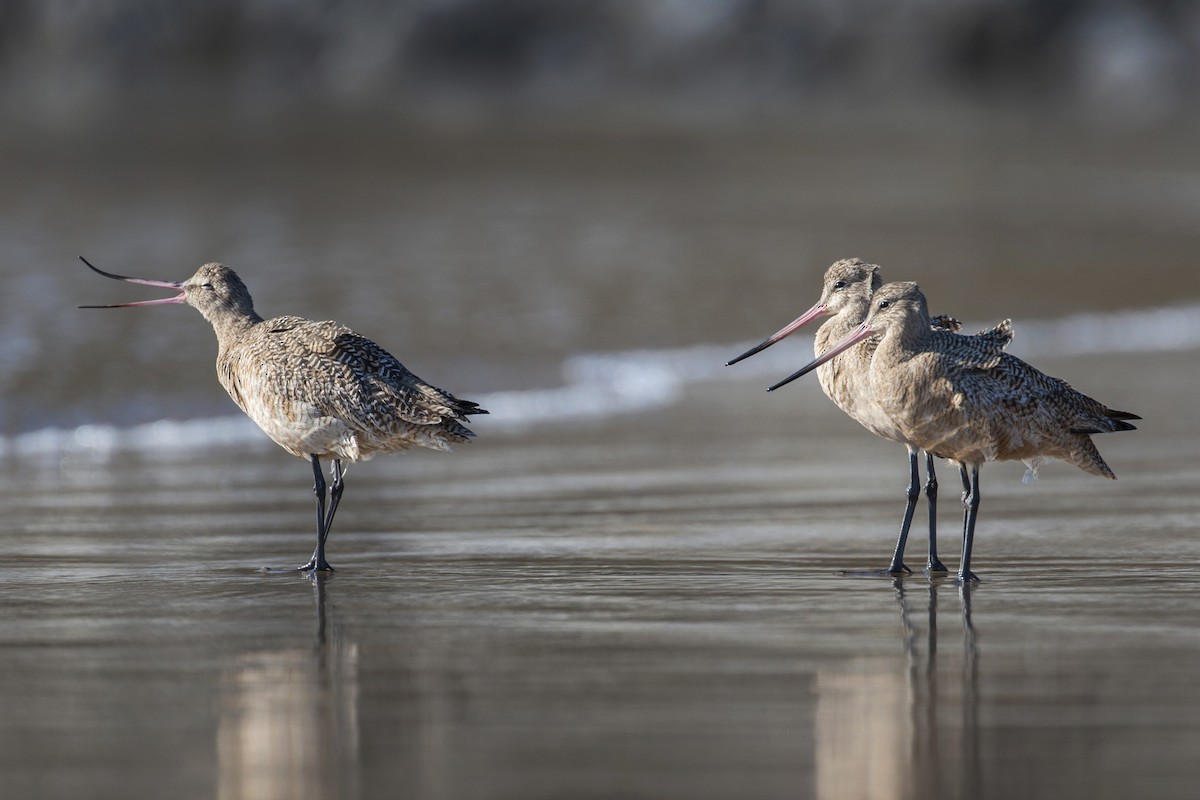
[954,570,980,584]
[925,558,949,573]
[300,557,335,573]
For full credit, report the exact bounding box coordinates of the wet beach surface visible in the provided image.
[2,347,1198,800]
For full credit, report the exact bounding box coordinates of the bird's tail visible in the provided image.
[1068,410,1136,476]
[1070,436,1119,480]
[1070,408,1140,435]
[455,399,489,417]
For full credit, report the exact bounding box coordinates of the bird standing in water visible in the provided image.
[770,281,1138,581]
[81,257,487,572]
[728,259,1012,574]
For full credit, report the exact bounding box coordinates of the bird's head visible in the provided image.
[80,257,259,325]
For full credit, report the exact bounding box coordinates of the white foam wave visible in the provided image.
[3,302,1197,460]
[1,416,267,461]
[472,339,809,433]
[1004,303,1200,358]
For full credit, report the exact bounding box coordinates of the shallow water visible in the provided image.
[3,344,1199,799]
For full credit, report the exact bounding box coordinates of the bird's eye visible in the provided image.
[878,299,890,309]
[833,280,846,290]
[201,282,214,290]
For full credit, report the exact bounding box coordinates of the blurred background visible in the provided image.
[2,0,1199,441]
[3,8,1199,796]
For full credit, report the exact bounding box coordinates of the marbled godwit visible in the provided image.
[727,259,1013,575]
[80,257,486,572]
[771,281,1139,581]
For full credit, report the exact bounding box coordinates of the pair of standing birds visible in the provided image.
[727,258,1138,581]
[82,257,1137,579]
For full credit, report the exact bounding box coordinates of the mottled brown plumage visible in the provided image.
[856,282,1134,479]
[728,258,1012,574]
[804,260,1013,448]
[190,265,483,461]
[81,258,486,572]
[778,280,1138,581]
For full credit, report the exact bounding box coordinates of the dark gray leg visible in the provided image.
[312,455,327,539]
[957,464,981,582]
[303,455,334,572]
[886,446,920,575]
[262,456,336,573]
[959,463,971,539]
[924,451,948,572]
[322,459,345,542]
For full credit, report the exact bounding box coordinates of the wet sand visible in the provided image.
[2,348,1198,800]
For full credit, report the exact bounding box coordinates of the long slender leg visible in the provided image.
[959,463,971,540]
[886,446,920,575]
[924,451,948,572]
[322,459,345,543]
[312,454,327,542]
[957,464,981,583]
[262,456,335,573]
[304,454,334,572]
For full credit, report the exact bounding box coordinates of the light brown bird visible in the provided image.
[728,258,1013,575]
[770,281,1138,581]
[81,257,486,572]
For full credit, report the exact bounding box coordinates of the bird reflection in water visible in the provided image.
[814,580,979,800]
[215,573,360,800]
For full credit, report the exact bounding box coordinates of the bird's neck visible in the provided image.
[207,309,264,351]
[815,301,870,352]
[877,315,932,360]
